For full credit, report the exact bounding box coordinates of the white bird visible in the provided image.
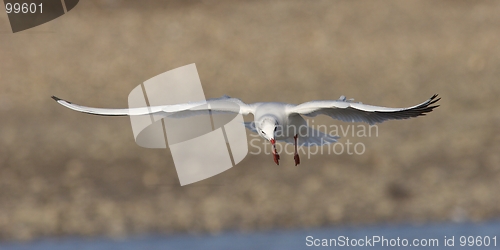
[52,94,440,165]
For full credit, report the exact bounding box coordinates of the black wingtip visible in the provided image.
[51,96,72,104]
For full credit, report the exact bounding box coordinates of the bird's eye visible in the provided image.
[261,130,266,135]
[274,127,277,132]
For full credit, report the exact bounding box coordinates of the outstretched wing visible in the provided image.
[52,95,255,117]
[286,94,440,125]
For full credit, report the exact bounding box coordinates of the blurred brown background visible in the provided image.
[1,0,499,241]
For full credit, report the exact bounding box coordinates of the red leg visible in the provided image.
[294,134,300,166]
[272,145,280,165]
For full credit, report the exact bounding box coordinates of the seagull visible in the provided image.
[52,94,440,166]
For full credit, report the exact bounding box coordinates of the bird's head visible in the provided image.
[257,116,278,145]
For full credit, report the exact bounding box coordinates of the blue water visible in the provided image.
[1,221,500,249]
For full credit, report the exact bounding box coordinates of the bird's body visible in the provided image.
[52,94,440,165]
[249,102,338,144]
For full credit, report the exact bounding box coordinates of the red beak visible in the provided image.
[270,139,275,145]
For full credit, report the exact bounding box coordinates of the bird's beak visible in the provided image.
[270,139,275,145]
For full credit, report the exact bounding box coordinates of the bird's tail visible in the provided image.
[284,126,340,147]
[243,122,258,134]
